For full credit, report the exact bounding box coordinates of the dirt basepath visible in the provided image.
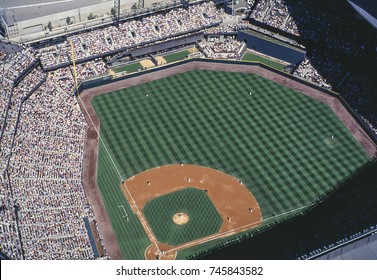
[78,61,376,260]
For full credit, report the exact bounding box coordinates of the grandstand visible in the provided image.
[0,0,376,260]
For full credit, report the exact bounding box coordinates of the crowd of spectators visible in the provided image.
[9,75,93,258]
[250,0,377,133]
[251,0,297,35]
[0,49,42,174]
[284,179,377,260]
[0,74,12,127]
[0,48,41,259]
[293,58,332,90]
[36,2,222,70]
[250,0,338,38]
[198,37,246,59]
[0,173,22,260]
[2,48,39,81]
[251,0,373,60]
[204,23,252,34]
[0,43,101,259]
[339,74,377,135]
[0,51,6,61]
[71,59,108,83]
[0,0,376,259]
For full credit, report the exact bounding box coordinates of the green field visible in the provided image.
[113,62,142,74]
[143,188,222,246]
[242,52,286,70]
[163,50,190,63]
[91,69,371,259]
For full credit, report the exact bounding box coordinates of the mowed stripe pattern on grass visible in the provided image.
[96,141,150,259]
[143,188,223,246]
[92,69,370,259]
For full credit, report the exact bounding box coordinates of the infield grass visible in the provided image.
[91,69,371,259]
[143,188,222,246]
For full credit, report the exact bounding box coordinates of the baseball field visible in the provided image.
[82,63,373,259]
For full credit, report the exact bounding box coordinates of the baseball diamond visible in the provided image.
[122,164,262,259]
[79,61,374,260]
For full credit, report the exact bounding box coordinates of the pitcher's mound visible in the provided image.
[173,212,189,225]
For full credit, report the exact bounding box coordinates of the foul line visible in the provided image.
[122,181,160,251]
[77,95,123,181]
[74,48,123,182]
[77,86,159,250]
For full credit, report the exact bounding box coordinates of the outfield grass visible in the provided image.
[242,53,286,70]
[113,62,142,74]
[143,188,222,246]
[91,69,371,259]
[163,50,189,63]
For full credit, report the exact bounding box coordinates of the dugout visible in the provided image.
[238,30,306,64]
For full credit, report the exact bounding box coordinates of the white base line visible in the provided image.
[77,95,123,181]
[122,181,160,249]
[78,91,156,244]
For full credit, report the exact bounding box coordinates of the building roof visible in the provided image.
[1,0,103,23]
[348,0,377,29]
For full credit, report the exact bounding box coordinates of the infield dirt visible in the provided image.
[121,164,262,259]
